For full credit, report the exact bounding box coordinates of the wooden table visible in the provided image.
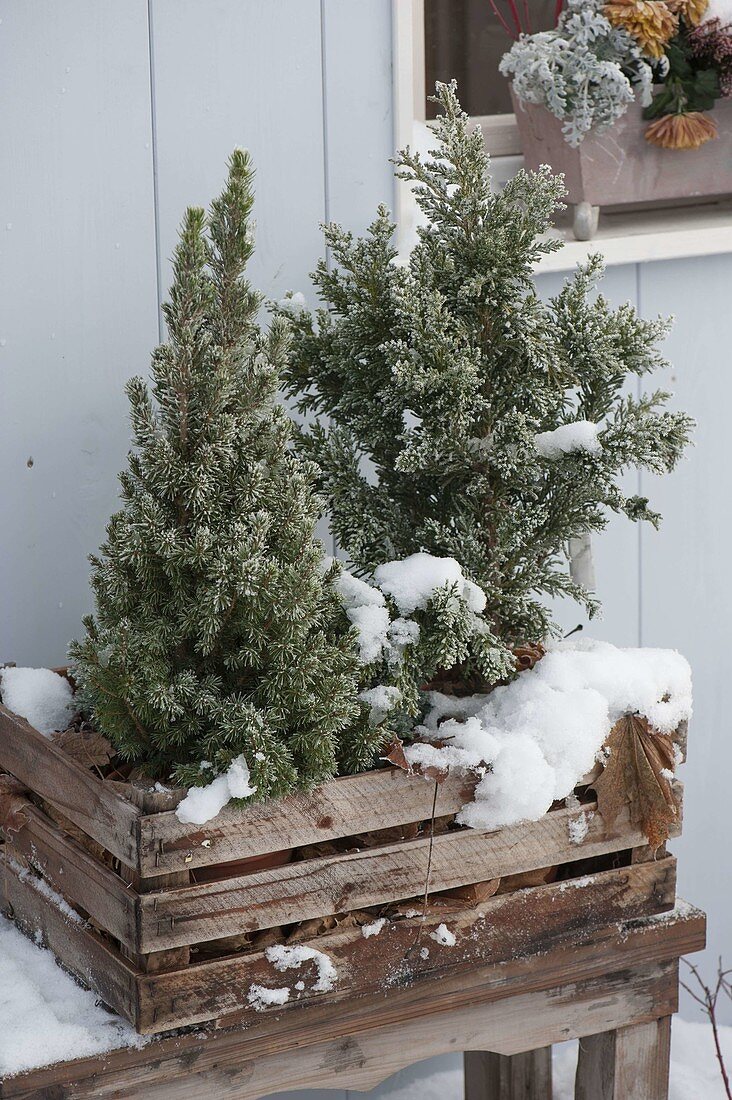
[0,901,706,1100]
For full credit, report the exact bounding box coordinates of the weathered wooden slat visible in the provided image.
[464,1048,552,1100]
[0,960,682,1098]
[137,767,477,877]
[137,802,672,951]
[0,706,140,869]
[0,856,139,1024]
[1,797,137,947]
[137,858,678,1032]
[575,1017,673,1100]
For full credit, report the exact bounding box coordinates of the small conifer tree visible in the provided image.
[70,151,365,798]
[281,82,693,683]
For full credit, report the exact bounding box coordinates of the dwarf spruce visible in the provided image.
[70,151,366,797]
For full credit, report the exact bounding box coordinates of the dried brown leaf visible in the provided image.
[52,727,114,769]
[513,642,546,672]
[381,734,413,774]
[594,713,678,851]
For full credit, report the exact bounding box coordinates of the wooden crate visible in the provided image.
[0,701,684,1036]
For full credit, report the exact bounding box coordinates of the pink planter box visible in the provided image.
[511,90,732,239]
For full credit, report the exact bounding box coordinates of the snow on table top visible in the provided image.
[1,905,719,1091]
[0,916,145,1078]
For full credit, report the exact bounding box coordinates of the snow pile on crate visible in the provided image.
[405,637,692,832]
[0,916,145,1077]
[175,754,256,825]
[0,667,74,736]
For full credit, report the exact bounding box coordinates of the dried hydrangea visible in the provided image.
[689,16,732,94]
[500,0,654,145]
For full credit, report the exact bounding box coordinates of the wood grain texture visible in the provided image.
[464,1048,552,1100]
[0,856,138,1024]
[575,1017,672,1100]
[137,802,667,950]
[1,796,137,947]
[0,707,140,868]
[138,859,680,1033]
[0,961,680,1099]
[137,767,476,876]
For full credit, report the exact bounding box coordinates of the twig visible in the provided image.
[419,779,440,929]
[680,957,732,1100]
[488,0,519,40]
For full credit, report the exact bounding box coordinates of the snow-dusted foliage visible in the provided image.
[500,0,654,145]
[331,553,513,747]
[405,637,692,832]
[69,151,366,800]
[281,83,693,680]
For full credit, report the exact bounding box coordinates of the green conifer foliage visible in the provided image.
[281,82,693,678]
[69,151,362,798]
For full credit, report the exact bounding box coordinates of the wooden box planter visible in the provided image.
[511,90,732,240]
[0,699,685,1037]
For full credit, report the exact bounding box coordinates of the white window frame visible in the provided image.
[392,0,523,155]
[392,0,732,270]
[392,0,523,245]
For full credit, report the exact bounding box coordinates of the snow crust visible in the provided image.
[534,420,601,459]
[332,553,484,667]
[0,667,74,735]
[405,637,692,833]
[334,566,391,664]
[265,944,337,993]
[374,553,486,615]
[429,923,456,947]
[359,685,402,726]
[175,753,256,825]
[247,984,290,1011]
[277,290,307,317]
[15,864,84,925]
[0,917,145,1078]
[361,917,387,938]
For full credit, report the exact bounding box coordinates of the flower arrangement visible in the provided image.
[500,0,732,148]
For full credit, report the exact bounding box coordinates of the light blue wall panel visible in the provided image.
[0,0,159,666]
[149,0,327,307]
[322,0,395,233]
[536,264,642,647]
[639,253,732,1022]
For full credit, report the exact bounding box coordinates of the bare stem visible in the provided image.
[681,957,732,1100]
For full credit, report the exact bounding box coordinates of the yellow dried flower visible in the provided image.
[666,0,709,25]
[645,111,718,148]
[603,0,678,57]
